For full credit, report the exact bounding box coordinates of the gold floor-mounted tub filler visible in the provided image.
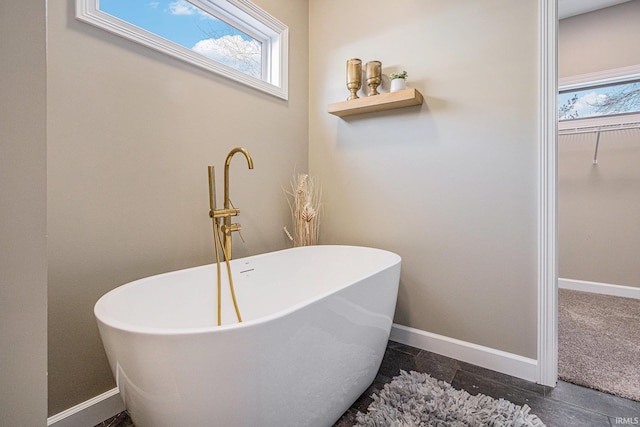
[207,147,254,325]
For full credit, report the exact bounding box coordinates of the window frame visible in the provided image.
[558,65,640,131]
[76,0,288,100]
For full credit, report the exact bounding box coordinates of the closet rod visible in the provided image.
[558,121,640,136]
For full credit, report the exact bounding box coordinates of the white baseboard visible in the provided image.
[559,278,640,300]
[47,387,124,427]
[390,323,538,383]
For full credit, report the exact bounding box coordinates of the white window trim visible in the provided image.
[559,64,640,131]
[76,0,288,100]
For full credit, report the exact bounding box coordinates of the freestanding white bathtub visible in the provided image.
[94,245,401,427]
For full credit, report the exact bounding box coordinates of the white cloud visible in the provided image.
[167,0,212,19]
[168,0,197,15]
[148,2,160,8]
[573,91,608,117]
[192,35,261,78]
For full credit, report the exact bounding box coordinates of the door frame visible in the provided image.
[537,0,558,387]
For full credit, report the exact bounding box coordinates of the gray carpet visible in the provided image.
[558,288,640,402]
[354,370,545,426]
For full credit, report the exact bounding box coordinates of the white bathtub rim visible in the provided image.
[95,244,401,336]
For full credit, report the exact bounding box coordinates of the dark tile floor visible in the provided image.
[98,340,640,427]
[335,341,640,427]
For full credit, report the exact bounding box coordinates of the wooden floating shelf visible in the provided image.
[328,88,424,117]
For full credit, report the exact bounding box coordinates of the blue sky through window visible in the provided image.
[559,79,640,121]
[100,0,262,78]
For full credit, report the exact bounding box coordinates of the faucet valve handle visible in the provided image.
[220,223,243,237]
[236,226,245,243]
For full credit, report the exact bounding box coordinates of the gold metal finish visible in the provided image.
[213,221,242,324]
[207,147,254,326]
[366,61,382,96]
[346,58,362,101]
[222,147,254,260]
[208,166,223,324]
[208,166,217,212]
[210,208,240,219]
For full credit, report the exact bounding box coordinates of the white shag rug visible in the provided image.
[354,370,546,427]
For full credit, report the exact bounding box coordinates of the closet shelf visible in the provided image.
[327,88,423,117]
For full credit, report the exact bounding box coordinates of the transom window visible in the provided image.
[559,79,640,121]
[76,0,288,99]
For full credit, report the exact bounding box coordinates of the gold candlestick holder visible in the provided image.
[346,58,362,100]
[366,60,382,96]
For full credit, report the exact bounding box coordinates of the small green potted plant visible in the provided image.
[389,70,408,92]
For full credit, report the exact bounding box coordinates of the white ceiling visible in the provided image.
[558,0,633,19]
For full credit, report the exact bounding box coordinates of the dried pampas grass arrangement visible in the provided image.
[285,173,322,246]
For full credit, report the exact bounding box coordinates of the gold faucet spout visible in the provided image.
[224,147,254,209]
[218,147,254,260]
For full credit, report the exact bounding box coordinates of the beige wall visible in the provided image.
[47,0,308,415]
[0,1,48,425]
[558,131,640,287]
[559,1,640,78]
[558,2,640,288]
[309,0,539,358]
